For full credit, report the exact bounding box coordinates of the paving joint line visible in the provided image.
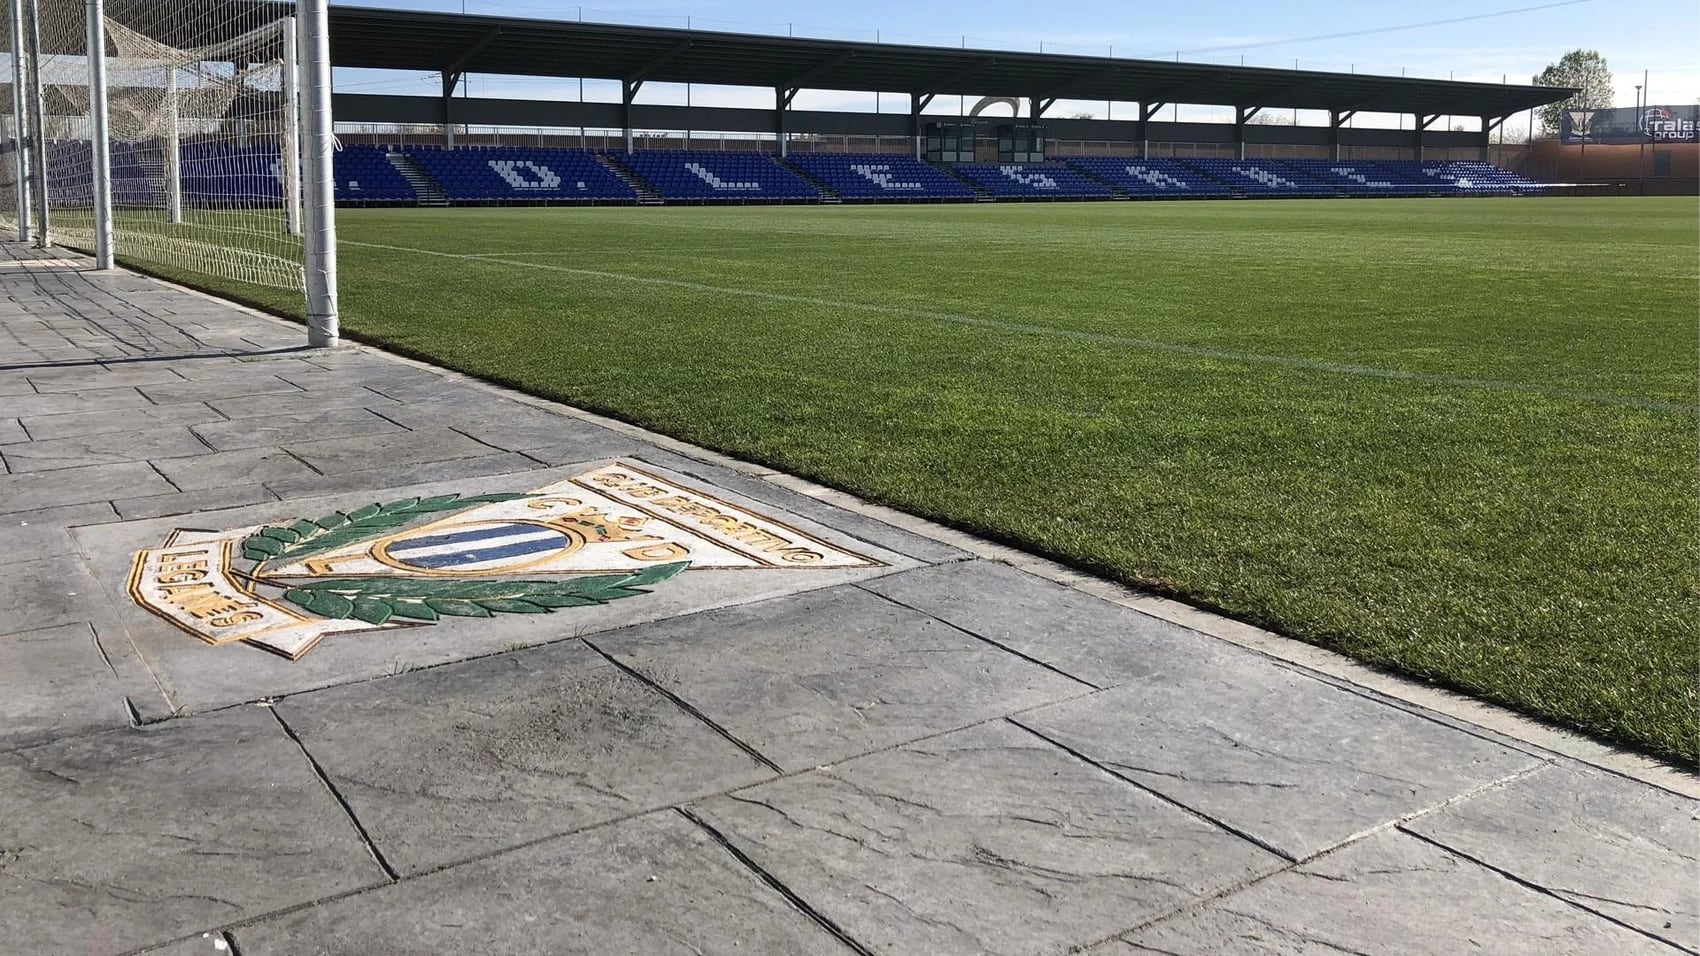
[677,805,878,955]
[1398,826,1697,954]
[1081,761,1553,950]
[852,582,1102,691]
[1005,716,1297,863]
[266,704,401,882]
[583,638,785,774]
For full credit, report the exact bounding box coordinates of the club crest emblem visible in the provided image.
[129,462,880,660]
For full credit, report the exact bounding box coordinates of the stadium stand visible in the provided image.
[1280,160,1416,196]
[616,150,820,201]
[1064,157,1234,198]
[333,145,420,205]
[949,163,1113,199]
[406,146,636,202]
[1417,161,1542,193]
[1179,158,1337,196]
[180,142,286,206]
[785,153,977,200]
[71,141,1537,209]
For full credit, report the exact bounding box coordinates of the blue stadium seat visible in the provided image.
[1178,159,1336,196]
[407,146,635,201]
[1415,161,1540,193]
[334,146,419,204]
[173,142,287,207]
[1063,158,1233,197]
[785,153,976,200]
[949,163,1113,198]
[1277,160,1405,196]
[618,150,820,201]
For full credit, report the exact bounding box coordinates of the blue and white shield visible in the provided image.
[374,520,584,574]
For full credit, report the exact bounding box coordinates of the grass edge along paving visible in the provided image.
[152,197,1700,764]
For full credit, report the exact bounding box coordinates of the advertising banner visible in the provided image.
[1561,105,1699,144]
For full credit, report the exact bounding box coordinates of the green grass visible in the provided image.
[184,197,1700,762]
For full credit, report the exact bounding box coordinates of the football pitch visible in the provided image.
[213,196,1699,761]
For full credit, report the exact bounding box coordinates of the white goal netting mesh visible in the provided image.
[1,0,304,292]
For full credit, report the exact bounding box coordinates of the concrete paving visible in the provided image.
[0,244,1695,956]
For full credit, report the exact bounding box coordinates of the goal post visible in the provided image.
[0,0,338,346]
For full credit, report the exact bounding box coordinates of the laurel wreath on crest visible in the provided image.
[280,562,689,625]
[235,493,688,626]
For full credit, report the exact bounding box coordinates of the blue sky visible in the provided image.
[332,0,1700,127]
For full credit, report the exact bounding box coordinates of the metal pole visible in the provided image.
[163,63,181,223]
[9,0,31,241]
[299,0,338,347]
[85,0,113,267]
[281,16,301,235]
[23,0,48,247]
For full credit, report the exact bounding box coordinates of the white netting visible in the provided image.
[0,0,304,291]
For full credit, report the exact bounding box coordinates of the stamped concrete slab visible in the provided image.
[0,426,211,472]
[207,385,395,420]
[693,721,1282,955]
[0,552,107,634]
[18,401,224,440]
[274,640,774,875]
[259,450,543,498]
[375,397,638,454]
[190,406,406,451]
[864,560,1230,687]
[24,363,187,393]
[2,384,154,418]
[1402,763,1699,949]
[136,932,235,956]
[597,585,1089,771]
[0,460,172,513]
[139,377,307,409]
[231,811,850,955]
[0,623,130,750]
[0,416,24,443]
[152,446,318,491]
[283,427,493,473]
[71,459,916,715]
[1018,664,1540,860]
[0,501,119,565]
[0,706,384,956]
[1116,829,1673,955]
[113,483,280,521]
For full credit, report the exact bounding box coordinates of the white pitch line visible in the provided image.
[343,239,1696,415]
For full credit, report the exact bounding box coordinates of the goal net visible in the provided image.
[0,0,305,292]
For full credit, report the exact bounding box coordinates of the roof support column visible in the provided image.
[622,78,642,153]
[1235,106,1260,161]
[1328,109,1356,161]
[441,72,460,148]
[777,86,798,157]
[1136,102,1163,159]
[1480,115,1504,163]
[911,92,934,158]
[1415,112,1440,162]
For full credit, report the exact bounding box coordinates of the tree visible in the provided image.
[1532,50,1613,138]
[1067,111,1095,120]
